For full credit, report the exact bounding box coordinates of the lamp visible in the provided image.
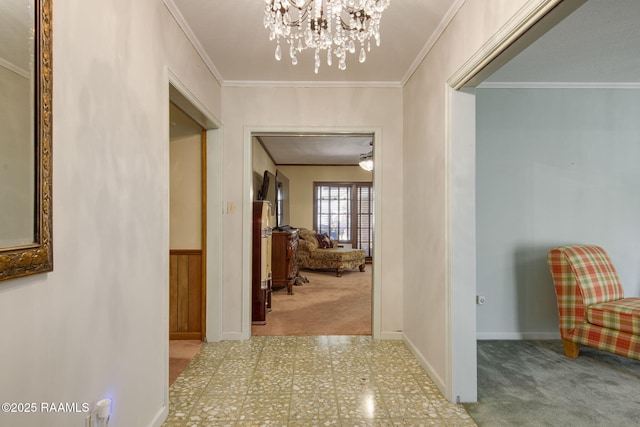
[359,151,373,171]
[264,0,391,73]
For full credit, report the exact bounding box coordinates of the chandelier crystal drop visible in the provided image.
[264,0,391,73]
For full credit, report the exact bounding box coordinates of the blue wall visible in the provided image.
[476,88,640,338]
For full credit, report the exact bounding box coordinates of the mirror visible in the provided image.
[0,0,52,281]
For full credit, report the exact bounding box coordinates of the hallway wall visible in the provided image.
[402,0,539,401]
[0,1,222,426]
[221,85,404,338]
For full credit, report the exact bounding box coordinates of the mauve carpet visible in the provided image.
[169,340,202,385]
[252,267,372,336]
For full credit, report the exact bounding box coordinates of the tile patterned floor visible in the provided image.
[163,336,477,427]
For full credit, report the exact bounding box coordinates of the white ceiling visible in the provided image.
[256,133,373,165]
[167,0,640,164]
[168,0,458,84]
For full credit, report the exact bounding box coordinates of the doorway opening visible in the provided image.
[446,0,592,403]
[168,101,205,384]
[166,79,223,388]
[248,132,377,337]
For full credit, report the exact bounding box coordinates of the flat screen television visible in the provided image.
[258,170,277,218]
[257,169,290,229]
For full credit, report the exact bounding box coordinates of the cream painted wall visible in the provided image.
[0,1,222,426]
[221,86,403,338]
[276,165,373,230]
[402,0,537,401]
[170,134,202,249]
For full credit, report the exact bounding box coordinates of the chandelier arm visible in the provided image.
[340,16,371,32]
[287,0,314,10]
[267,0,311,27]
[283,10,308,28]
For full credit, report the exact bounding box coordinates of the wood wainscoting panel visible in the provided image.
[169,250,202,340]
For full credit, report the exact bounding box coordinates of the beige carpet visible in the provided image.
[169,340,202,385]
[252,267,372,336]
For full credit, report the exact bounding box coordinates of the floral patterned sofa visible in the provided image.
[297,228,366,277]
[547,245,640,360]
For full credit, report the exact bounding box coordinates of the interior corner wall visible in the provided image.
[221,85,403,337]
[401,0,532,400]
[0,1,222,426]
[476,88,640,339]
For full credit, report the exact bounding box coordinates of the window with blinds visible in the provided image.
[356,185,373,257]
[314,182,373,257]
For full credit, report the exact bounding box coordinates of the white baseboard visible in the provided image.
[402,334,448,401]
[221,332,245,341]
[477,332,561,340]
[148,404,169,427]
[378,331,403,340]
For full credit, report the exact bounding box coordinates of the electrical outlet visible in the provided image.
[476,295,486,305]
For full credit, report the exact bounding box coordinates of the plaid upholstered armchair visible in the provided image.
[547,245,640,360]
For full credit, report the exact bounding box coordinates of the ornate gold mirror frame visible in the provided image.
[0,0,53,281]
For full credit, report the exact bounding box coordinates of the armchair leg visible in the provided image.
[563,340,580,359]
[336,268,343,277]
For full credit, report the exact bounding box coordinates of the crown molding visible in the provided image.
[163,0,224,86]
[0,57,29,79]
[477,82,640,89]
[401,0,466,87]
[222,80,402,89]
[447,0,577,90]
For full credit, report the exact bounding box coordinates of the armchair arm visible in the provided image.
[548,248,586,337]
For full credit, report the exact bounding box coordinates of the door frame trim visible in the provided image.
[242,125,383,339]
[168,70,224,344]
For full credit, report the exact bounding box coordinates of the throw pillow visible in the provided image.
[315,233,331,249]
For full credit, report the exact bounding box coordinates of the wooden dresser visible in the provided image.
[271,228,299,295]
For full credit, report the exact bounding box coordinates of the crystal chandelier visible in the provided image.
[264,0,391,73]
